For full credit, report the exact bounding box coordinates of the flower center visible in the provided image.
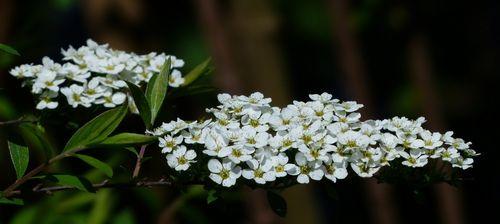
[220,169,230,180]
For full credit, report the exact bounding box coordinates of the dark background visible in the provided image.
[0,0,497,223]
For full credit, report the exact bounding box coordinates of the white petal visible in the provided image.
[208,159,222,173]
[309,169,324,180]
[209,174,222,184]
[297,174,309,184]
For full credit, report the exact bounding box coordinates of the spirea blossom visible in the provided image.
[9,39,185,110]
[153,92,478,187]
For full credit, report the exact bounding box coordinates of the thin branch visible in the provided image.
[132,144,147,178]
[2,149,76,197]
[0,116,37,126]
[9,178,203,196]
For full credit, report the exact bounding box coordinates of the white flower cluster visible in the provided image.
[152,92,478,187]
[9,39,185,110]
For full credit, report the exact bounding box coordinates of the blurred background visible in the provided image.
[0,0,497,223]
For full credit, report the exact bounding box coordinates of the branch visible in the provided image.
[132,144,148,178]
[0,116,37,126]
[9,178,203,196]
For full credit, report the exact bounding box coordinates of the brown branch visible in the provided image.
[0,116,37,126]
[8,178,189,196]
[132,144,147,178]
[2,149,77,197]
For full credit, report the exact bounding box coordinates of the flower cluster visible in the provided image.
[9,39,185,110]
[151,92,478,187]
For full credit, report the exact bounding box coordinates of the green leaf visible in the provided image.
[266,191,287,217]
[124,146,138,156]
[18,123,55,160]
[0,43,20,56]
[74,154,113,178]
[145,58,171,125]
[206,189,218,204]
[46,174,94,192]
[8,141,29,179]
[125,81,151,129]
[182,58,211,86]
[99,133,157,146]
[0,197,24,205]
[63,104,128,152]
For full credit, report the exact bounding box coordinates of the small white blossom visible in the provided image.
[166,146,196,171]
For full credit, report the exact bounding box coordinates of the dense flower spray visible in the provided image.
[152,92,478,187]
[9,39,185,110]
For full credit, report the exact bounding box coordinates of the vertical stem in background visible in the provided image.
[195,0,243,94]
[329,0,398,224]
[408,35,464,224]
[0,0,14,86]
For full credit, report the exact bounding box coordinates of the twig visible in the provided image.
[0,116,37,126]
[132,144,148,178]
[2,149,77,197]
[9,178,203,196]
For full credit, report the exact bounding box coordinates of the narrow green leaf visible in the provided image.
[0,43,20,56]
[145,58,171,125]
[182,58,211,86]
[99,133,157,146]
[0,197,24,205]
[124,146,138,156]
[125,81,151,128]
[46,174,94,192]
[18,123,55,160]
[266,191,287,217]
[74,154,113,178]
[64,104,128,151]
[8,141,29,179]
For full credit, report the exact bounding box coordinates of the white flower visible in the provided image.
[208,159,242,187]
[159,135,183,153]
[218,145,253,164]
[168,70,184,87]
[166,146,196,171]
[350,162,380,178]
[289,152,323,184]
[239,126,269,148]
[61,84,91,108]
[203,132,229,157]
[268,133,295,152]
[241,110,271,132]
[270,153,297,178]
[242,159,275,184]
[418,131,443,149]
[401,149,428,167]
[337,130,370,149]
[95,91,126,107]
[309,92,335,103]
[334,101,363,113]
[322,158,348,182]
[84,77,106,99]
[298,144,331,162]
[32,70,64,93]
[451,157,473,170]
[10,64,35,78]
[238,92,272,107]
[441,147,460,162]
[36,91,59,110]
[268,106,299,131]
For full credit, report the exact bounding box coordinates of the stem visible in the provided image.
[132,144,147,178]
[2,150,76,198]
[0,116,37,126]
[9,179,204,196]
